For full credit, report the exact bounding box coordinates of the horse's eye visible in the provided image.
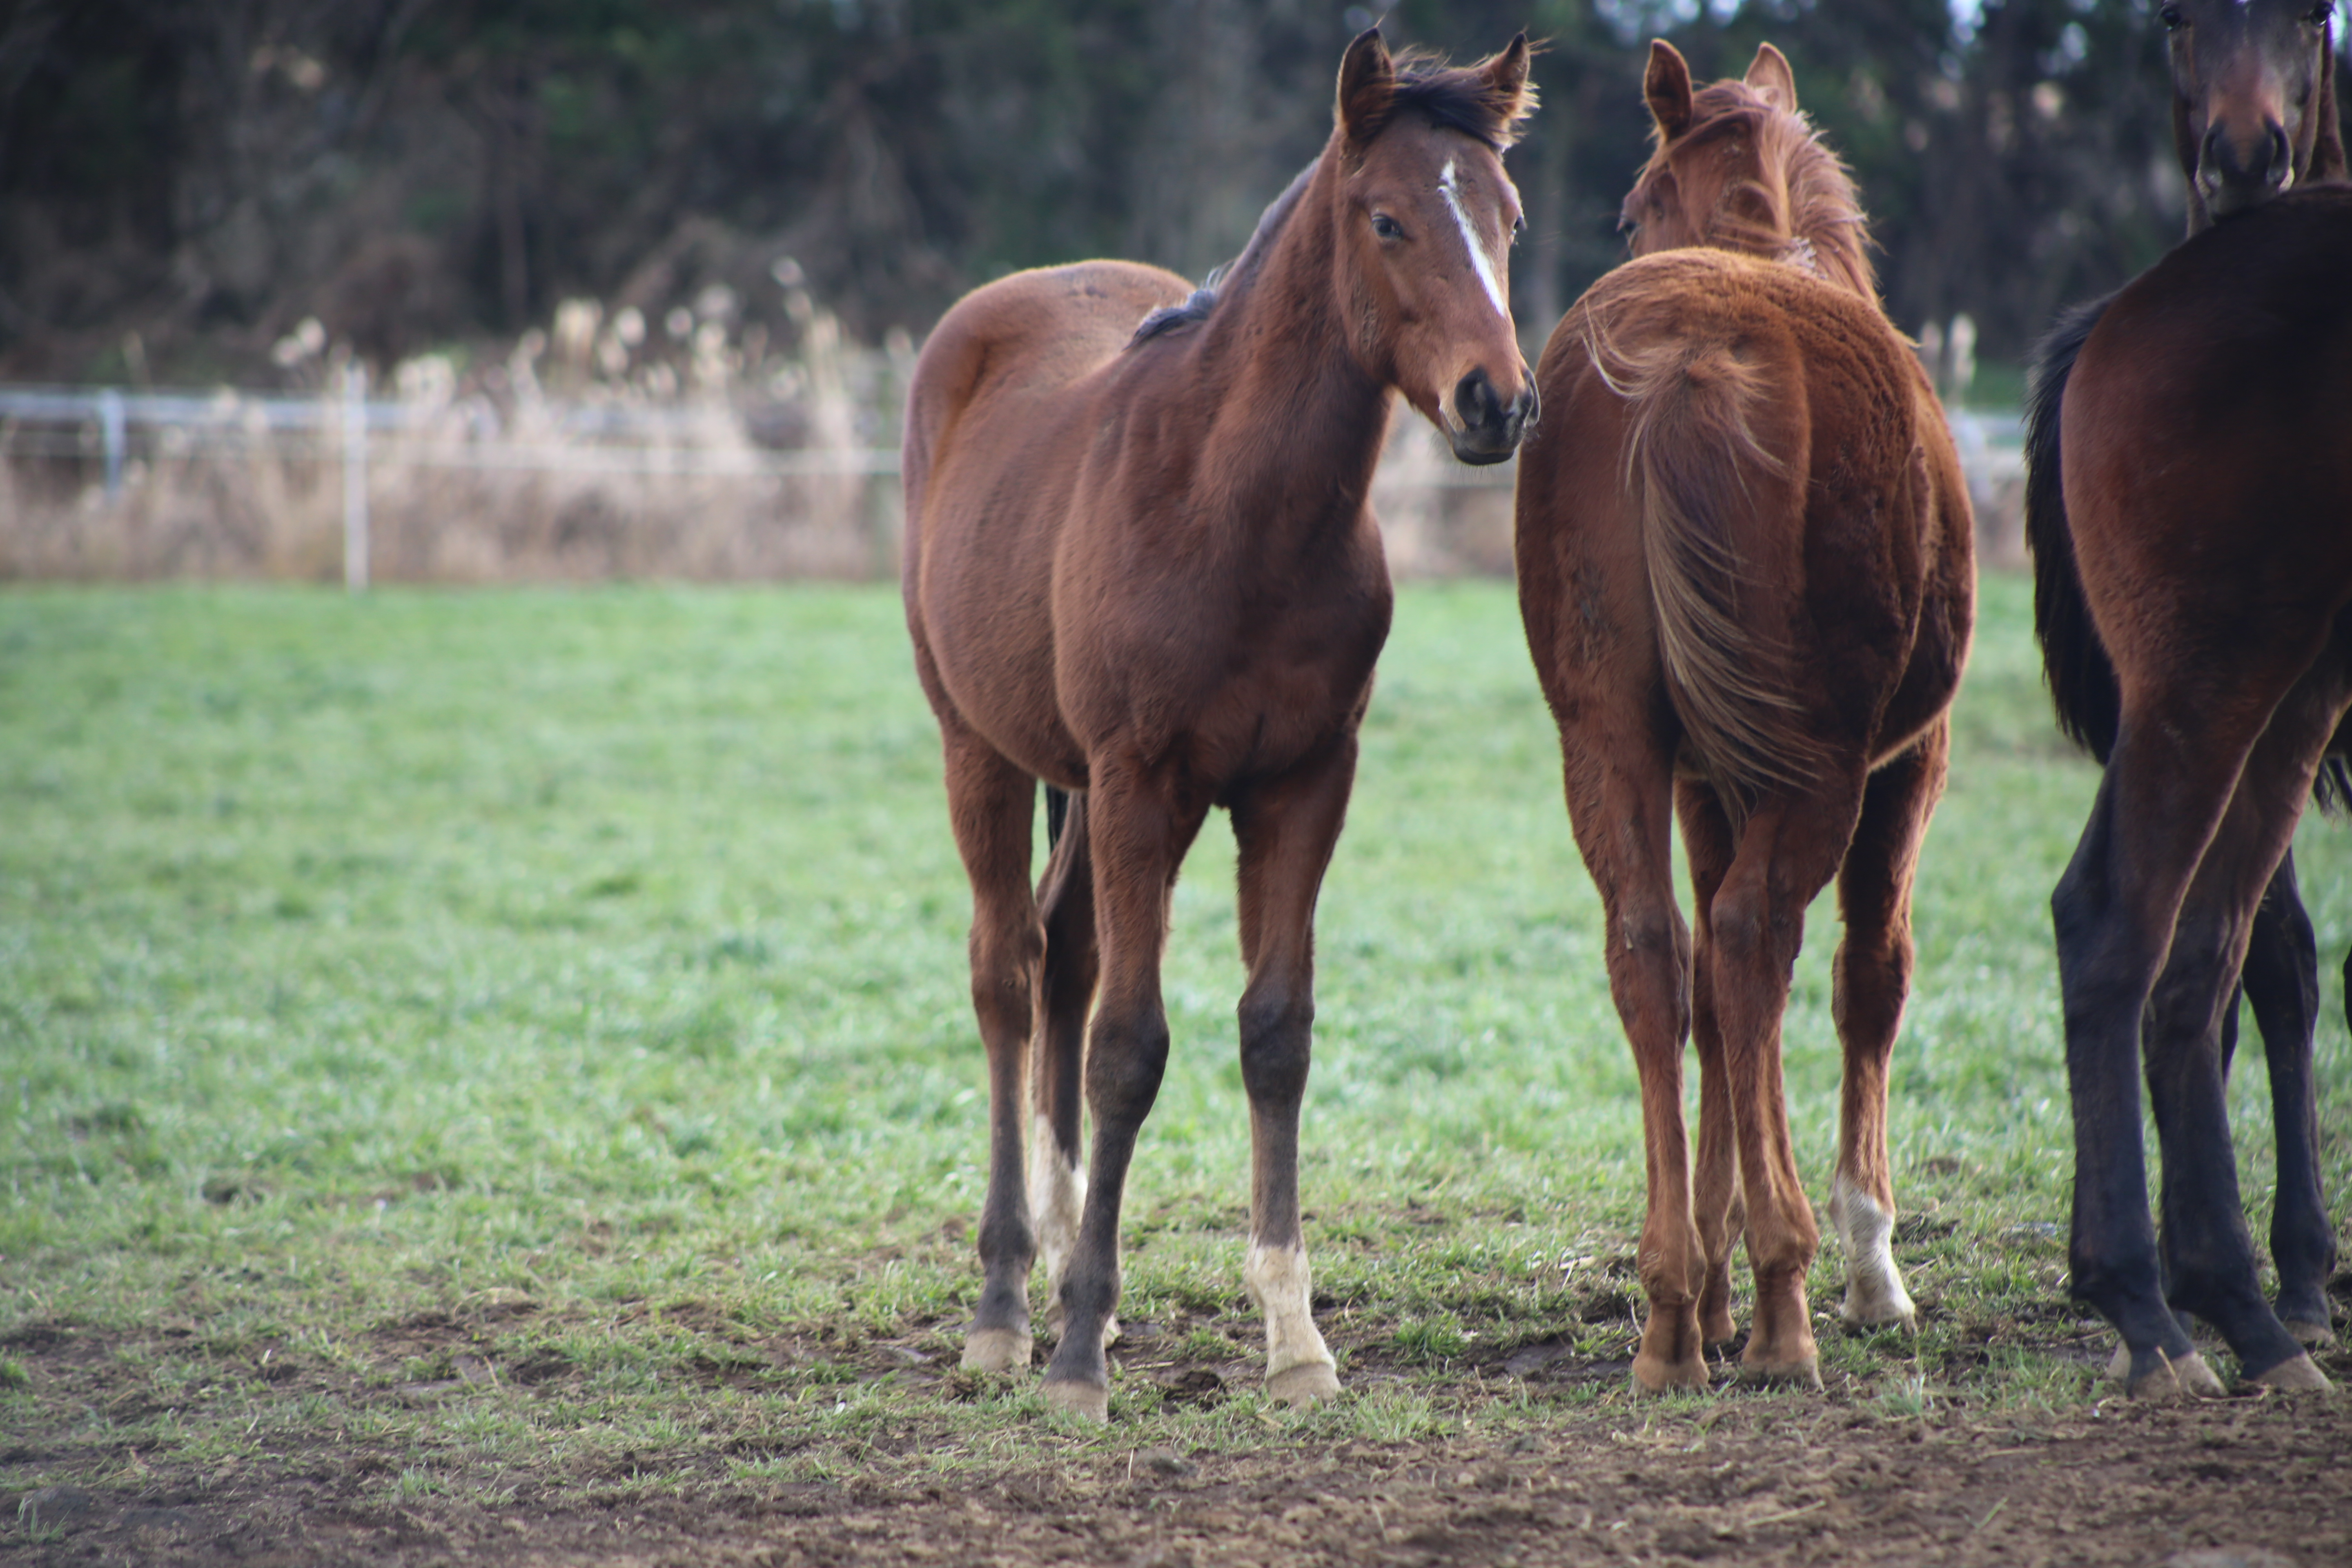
[2159,4,2184,29]
[2309,1,2334,24]
[1512,214,1527,243]
[1371,213,1403,241]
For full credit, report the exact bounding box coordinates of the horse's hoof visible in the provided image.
[2281,1318,2336,1351]
[1040,1377,1110,1423]
[2104,1344,2130,1383]
[1736,1355,1824,1391]
[2249,1353,2334,1393]
[961,1328,1032,1374]
[1267,1361,1341,1409]
[1840,1294,1918,1335]
[1630,1352,1712,1394]
[2123,1349,2226,1400]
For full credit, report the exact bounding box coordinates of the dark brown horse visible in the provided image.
[2025,0,2345,1388]
[1514,42,1973,1392]
[902,30,1535,1422]
[2027,185,2350,1399]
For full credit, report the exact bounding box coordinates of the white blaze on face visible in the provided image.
[1438,158,1510,323]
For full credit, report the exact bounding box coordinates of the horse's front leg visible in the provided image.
[1563,738,1702,1392]
[1826,722,1947,1334]
[1229,735,1361,1408]
[1039,755,1209,1422]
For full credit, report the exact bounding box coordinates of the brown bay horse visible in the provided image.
[2025,0,2345,1389]
[902,30,1536,1422]
[1514,42,1974,1393]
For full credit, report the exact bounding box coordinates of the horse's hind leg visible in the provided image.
[2238,852,2337,1346]
[1564,739,1703,1392]
[939,734,1045,1374]
[1040,757,1209,1421]
[1825,722,1947,1334]
[2056,661,2337,1397]
[1675,779,1744,1352]
[1030,790,1099,1343]
[1708,777,1867,1388]
[2137,697,2339,1391]
[1229,737,1360,1408]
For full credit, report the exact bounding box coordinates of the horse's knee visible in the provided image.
[968,918,1044,1041]
[1708,883,1770,969]
[1085,1009,1169,1126]
[1238,985,1314,1105]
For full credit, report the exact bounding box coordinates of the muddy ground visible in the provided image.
[6,1312,2348,1568]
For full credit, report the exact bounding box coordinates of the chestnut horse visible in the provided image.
[903,30,1535,1422]
[2025,0,2345,1389]
[1515,42,1973,1392]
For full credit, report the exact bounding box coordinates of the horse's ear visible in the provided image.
[1645,40,1694,141]
[1483,32,1535,125]
[1744,42,1798,113]
[1338,27,1395,140]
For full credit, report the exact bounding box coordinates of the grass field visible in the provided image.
[4,575,2350,1562]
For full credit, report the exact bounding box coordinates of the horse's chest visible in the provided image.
[1072,592,1385,779]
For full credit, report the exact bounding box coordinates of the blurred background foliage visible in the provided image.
[0,0,2332,382]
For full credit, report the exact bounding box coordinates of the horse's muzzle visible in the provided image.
[2201,120,2294,218]
[1448,367,1537,466]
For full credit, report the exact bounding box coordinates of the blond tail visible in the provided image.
[1584,311,1819,805]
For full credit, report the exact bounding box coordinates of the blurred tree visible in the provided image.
[0,0,2334,380]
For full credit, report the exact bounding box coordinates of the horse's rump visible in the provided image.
[1566,251,1929,802]
[902,260,1196,780]
[2027,191,2352,806]
[903,260,1196,555]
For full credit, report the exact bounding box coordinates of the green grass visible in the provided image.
[2,576,2348,1504]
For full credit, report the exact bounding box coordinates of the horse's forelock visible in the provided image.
[1345,49,1537,151]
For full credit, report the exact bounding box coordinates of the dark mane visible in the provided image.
[1350,48,1537,151]
[1131,159,1316,345]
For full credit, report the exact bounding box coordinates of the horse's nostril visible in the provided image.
[1455,370,1497,425]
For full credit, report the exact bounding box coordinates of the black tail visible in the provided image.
[2026,294,2352,808]
[2025,294,2122,762]
[1045,784,1070,850]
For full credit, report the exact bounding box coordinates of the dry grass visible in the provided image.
[0,287,903,585]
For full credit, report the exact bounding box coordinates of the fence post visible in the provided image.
[99,388,125,502]
[342,363,369,592]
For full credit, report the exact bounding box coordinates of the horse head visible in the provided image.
[2164,0,2344,227]
[1621,41,1875,301]
[1331,29,1538,465]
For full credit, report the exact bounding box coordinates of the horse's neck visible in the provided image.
[1186,180,1392,523]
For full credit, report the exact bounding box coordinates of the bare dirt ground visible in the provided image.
[7,1310,2350,1568]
